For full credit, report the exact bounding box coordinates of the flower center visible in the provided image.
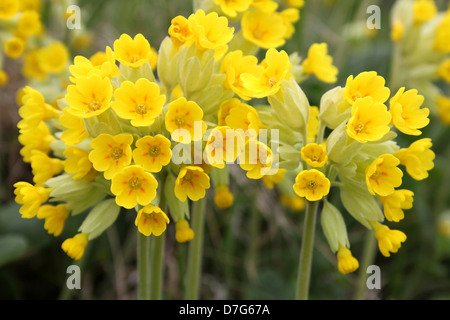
[354,122,367,134]
[209,136,223,150]
[135,103,148,115]
[306,179,318,190]
[174,115,186,127]
[148,145,161,158]
[253,29,264,39]
[352,92,363,101]
[370,170,381,180]
[130,54,140,63]
[88,100,102,111]
[268,77,278,88]
[144,212,156,220]
[110,146,124,160]
[128,176,143,190]
[311,153,321,162]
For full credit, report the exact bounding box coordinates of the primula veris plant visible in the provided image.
[10,0,438,301]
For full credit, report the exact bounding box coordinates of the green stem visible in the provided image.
[137,231,150,300]
[353,232,377,300]
[246,205,260,284]
[150,234,165,300]
[150,191,168,300]
[184,198,207,300]
[295,200,319,300]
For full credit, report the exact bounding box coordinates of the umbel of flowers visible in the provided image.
[12,1,435,300]
[12,3,329,260]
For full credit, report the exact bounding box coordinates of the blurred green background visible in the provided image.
[0,0,449,300]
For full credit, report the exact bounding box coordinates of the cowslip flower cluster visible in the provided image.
[390,0,450,125]
[0,0,94,91]
[12,1,434,282]
[13,4,321,262]
[305,71,434,273]
[255,67,434,274]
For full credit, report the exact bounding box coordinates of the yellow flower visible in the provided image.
[22,49,47,80]
[241,9,287,49]
[17,86,60,132]
[89,133,133,180]
[389,87,430,136]
[343,71,390,106]
[413,0,437,25]
[346,96,392,143]
[111,78,166,127]
[436,95,450,125]
[239,140,274,180]
[61,233,89,260]
[174,166,210,202]
[437,59,450,83]
[220,51,263,101]
[337,246,359,274]
[365,154,403,197]
[18,10,42,36]
[434,10,450,53]
[63,147,97,181]
[165,97,207,143]
[214,185,234,209]
[113,33,154,68]
[307,106,320,142]
[19,0,41,12]
[38,42,69,74]
[69,47,119,83]
[280,8,300,39]
[110,165,158,209]
[132,135,172,173]
[394,138,435,181]
[175,219,195,243]
[280,194,306,211]
[0,0,19,19]
[301,43,338,84]
[135,205,170,237]
[13,181,51,219]
[0,69,8,86]
[4,37,25,59]
[371,221,407,257]
[187,9,234,60]
[30,150,64,185]
[214,0,253,17]
[149,46,158,71]
[65,73,113,118]
[301,143,328,168]
[379,189,414,222]
[293,169,331,202]
[59,108,89,146]
[37,204,70,236]
[205,126,244,168]
[240,48,292,98]
[391,20,404,42]
[284,0,305,8]
[18,121,55,163]
[251,0,279,12]
[169,15,194,49]
[262,168,286,189]
[218,98,239,126]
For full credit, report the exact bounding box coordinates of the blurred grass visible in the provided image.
[0,0,449,300]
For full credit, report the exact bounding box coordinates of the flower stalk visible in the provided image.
[295,200,320,300]
[137,230,150,300]
[184,197,207,300]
